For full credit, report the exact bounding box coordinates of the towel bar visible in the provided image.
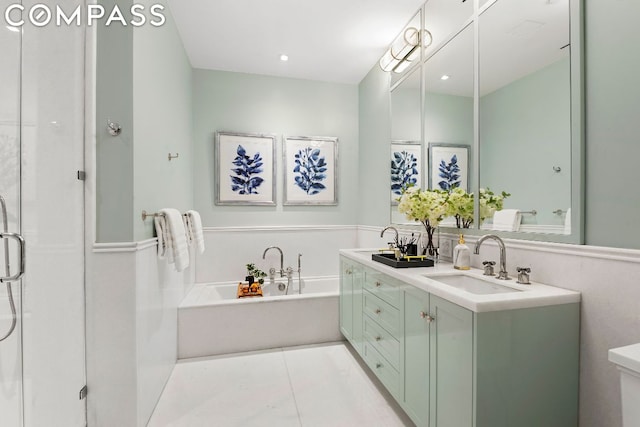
[141,210,190,221]
[520,210,537,216]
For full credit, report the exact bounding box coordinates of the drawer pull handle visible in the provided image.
[375,336,382,341]
[420,311,435,323]
[375,363,382,369]
[375,281,382,288]
[375,309,382,315]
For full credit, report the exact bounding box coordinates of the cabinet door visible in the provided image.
[429,295,473,427]
[339,259,354,341]
[351,264,364,353]
[404,287,431,427]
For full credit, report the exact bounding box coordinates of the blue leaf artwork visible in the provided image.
[230,145,264,195]
[437,154,461,191]
[390,151,418,195]
[293,147,327,195]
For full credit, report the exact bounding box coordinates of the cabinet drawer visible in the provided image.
[363,292,400,337]
[364,270,400,307]
[362,342,400,398]
[363,315,400,370]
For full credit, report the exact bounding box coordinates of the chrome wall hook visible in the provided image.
[168,153,179,161]
[552,166,562,173]
[107,119,122,136]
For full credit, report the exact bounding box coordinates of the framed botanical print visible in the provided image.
[428,143,470,192]
[215,131,276,205]
[391,140,423,204]
[283,136,338,205]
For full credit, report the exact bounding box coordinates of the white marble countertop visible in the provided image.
[340,248,581,313]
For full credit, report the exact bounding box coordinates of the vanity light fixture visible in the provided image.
[280,54,289,62]
[379,28,433,74]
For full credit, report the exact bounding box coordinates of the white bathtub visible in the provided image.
[178,276,342,359]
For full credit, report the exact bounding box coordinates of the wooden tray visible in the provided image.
[237,283,263,298]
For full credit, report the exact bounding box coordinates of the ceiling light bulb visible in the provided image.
[441,75,450,81]
[280,54,289,62]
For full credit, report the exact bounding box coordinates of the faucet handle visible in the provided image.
[482,261,495,276]
[516,267,531,284]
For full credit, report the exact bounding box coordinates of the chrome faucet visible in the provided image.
[380,226,399,248]
[474,234,510,280]
[262,246,284,277]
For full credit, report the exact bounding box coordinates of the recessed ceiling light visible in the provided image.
[280,54,289,62]
[441,75,450,80]
[6,26,19,33]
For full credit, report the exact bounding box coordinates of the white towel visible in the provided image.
[563,208,572,235]
[492,209,522,232]
[154,215,168,259]
[184,210,205,254]
[160,208,190,272]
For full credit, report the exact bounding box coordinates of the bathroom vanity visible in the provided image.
[339,249,580,427]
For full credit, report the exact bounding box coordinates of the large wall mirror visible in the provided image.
[388,0,583,244]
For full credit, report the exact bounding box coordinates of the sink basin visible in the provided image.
[372,253,434,268]
[426,274,522,295]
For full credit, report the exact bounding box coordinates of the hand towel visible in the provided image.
[154,215,168,259]
[563,208,572,235]
[184,210,205,254]
[492,209,522,232]
[160,208,190,272]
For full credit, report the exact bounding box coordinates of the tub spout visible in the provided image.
[263,246,284,277]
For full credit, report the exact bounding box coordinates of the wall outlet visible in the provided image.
[440,239,453,258]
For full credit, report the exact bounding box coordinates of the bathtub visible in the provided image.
[178,276,342,359]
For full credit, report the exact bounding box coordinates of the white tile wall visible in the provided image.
[87,239,192,427]
[194,226,358,283]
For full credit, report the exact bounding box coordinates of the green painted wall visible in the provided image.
[96,0,134,242]
[480,58,571,226]
[584,0,640,248]
[133,0,193,241]
[358,66,391,226]
[96,1,193,242]
[191,69,359,226]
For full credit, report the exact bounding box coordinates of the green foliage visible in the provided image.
[246,263,267,285]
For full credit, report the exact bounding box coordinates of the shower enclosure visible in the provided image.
[0,0,86,425]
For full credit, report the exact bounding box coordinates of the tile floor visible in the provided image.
[148,342,414,427]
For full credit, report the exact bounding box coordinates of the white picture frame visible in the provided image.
[215,131,276,206]
[283,136,338,206]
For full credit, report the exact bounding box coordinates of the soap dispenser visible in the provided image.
[453,234,471,270]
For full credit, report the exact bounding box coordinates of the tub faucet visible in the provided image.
[380,226,399,248]
[263,246,284,277]
[474,234,510,280]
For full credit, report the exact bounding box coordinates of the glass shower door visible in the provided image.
[0,3,24,424]
[0,0,87,425]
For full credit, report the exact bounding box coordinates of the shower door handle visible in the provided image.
[0,232,25,282]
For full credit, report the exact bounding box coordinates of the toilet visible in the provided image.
[609,343,640,426]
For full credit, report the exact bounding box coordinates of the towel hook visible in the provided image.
[552,166,562,173]
[168,153,179,161]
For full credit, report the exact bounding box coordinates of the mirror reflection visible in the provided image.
[390,66,422,225]
[479,0,571,234]
[424,24,475,227]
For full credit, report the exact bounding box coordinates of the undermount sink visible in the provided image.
[426,274,522,295]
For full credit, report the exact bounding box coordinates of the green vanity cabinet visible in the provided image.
[403,286,431,427]
[338,255,579,427]
[339,259,363,352]
[429,295,473,427]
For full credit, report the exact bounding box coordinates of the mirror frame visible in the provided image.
[390,0,584,244]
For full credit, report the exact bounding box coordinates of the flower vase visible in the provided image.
[423,225,438,258]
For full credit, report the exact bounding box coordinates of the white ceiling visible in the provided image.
[166,0,426,85]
